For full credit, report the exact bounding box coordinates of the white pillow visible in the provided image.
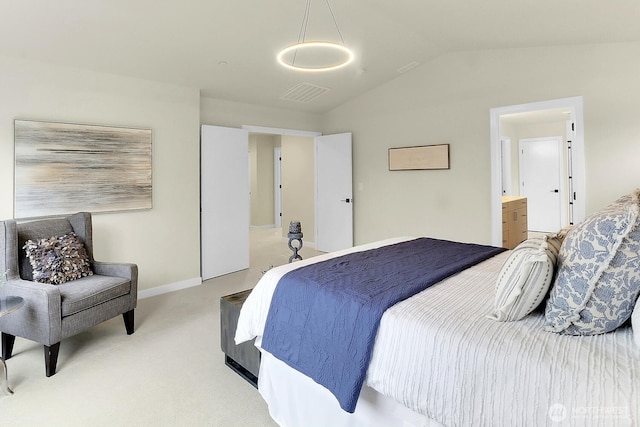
[489,235,561,322]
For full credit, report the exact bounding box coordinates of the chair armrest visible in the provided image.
[92,261,137,281]
[0,278,61,305]
[92,262,138,309]
[0,279,62,345]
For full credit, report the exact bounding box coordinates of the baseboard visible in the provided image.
[250,224,276,229]
[139,277,202,299]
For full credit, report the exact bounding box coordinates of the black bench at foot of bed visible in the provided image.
[220,289,260,388]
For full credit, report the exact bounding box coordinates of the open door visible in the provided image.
[315,133,353,253]
[201,125,249,280]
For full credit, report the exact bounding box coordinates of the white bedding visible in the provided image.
[236,239,640,427]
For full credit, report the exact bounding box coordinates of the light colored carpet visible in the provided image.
[0,227,321,427]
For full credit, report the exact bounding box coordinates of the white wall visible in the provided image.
[0,55,201,291]
[322,42,640,246]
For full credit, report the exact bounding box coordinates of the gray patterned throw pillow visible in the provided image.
[23,232,94,285]
[544,190,640,335]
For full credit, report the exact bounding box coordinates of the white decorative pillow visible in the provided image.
[633,301,640,347]
[545,190,640,335]
[489,235,561,322]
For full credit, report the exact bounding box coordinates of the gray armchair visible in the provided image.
[0,212,137,376]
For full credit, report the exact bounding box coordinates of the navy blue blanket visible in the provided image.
[261,238,505,413]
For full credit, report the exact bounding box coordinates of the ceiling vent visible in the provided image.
[397,61,420,74]
[280,82,330,103]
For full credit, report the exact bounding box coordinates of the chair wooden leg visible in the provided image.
[123,310,135,335]
[44,343,60,377]
[1,333,16,360]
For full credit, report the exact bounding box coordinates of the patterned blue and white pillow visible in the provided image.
[544,190,640,335]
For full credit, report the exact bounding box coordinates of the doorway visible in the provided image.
[248,133,284,231]
[489,96,585,247]
[244,126,353,270]
[247,132,316,272]
[201,125,318,280]
[248,132,316,237]
[248,130,353,251]
[201,124,353,279]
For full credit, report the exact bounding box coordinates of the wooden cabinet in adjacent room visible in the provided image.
[502,196,528,249]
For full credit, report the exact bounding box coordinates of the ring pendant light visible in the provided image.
[277,0,354,72]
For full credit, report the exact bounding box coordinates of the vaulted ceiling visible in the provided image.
[1,1,639,114]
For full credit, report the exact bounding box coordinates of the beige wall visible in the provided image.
[0,55,201,292]
[4,41,640,292]
[322,42,640,246]
[200,97,322,131]
[249,134,277,227]
[0,59,323,294]
[281,135,315,242]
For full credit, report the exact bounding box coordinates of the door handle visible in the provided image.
[341,198,352,203]
[551,189,559,193]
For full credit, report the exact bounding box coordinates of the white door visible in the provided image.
[519,137,562,232]
[201,125,250,280]
[315,133,353,252]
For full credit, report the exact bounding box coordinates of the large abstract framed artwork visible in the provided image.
[14,120,152,218]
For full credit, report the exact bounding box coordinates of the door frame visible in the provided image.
[500,137,512,196]
[274,146,282,228]
[242,125,321,138]
[518,136,565,231]
[489,96,585,247]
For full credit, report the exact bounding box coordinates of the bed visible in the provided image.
[235,191,640,427]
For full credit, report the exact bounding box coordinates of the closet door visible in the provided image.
[315,132,353,253]
[519,137,562,232]
[201,125,249,280]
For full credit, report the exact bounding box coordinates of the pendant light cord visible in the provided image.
[324,0,346,44]
[297,0,312,43]
[296,0,345,44]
